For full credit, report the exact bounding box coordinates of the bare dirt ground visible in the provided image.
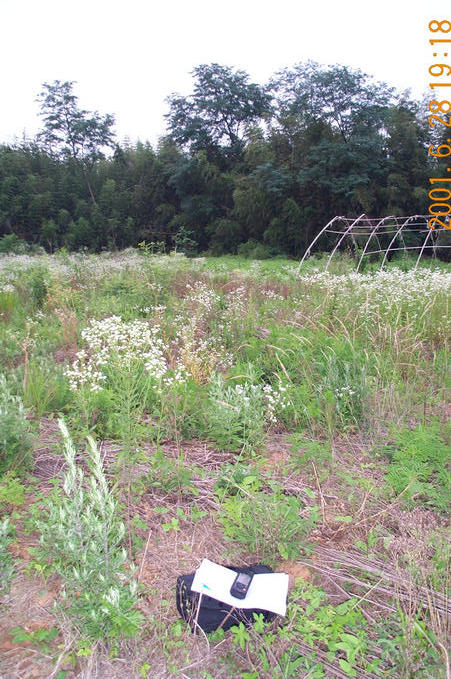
[0,420,448,679]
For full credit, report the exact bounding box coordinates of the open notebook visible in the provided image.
[191,558,289,616]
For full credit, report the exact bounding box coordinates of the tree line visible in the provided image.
[0,62,447,256]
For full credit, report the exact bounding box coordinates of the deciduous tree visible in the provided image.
[36,80,115,204]
[165,64,272,163]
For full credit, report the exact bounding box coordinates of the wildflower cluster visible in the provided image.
[177,320,233,381]
[184,280,221,314]
[0,283,15,294]
[173,281,234,381]
[0,250,157,298]
[335,385,356,400]
[65,315,185,392]
[334,384,360,422]
[210,376,288,427]
[298,268,450,307]
[206,374,288,452]
[64,349,107,392]
[255,382,288,423]
[261,288,284,301]
[80,315,165,370]
[222,285,249,328]
[297,267,451,334]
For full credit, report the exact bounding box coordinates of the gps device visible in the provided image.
[230,571,254,599]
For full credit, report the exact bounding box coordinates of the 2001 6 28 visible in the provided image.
[427,19,451,229]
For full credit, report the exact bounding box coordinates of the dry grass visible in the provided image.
[1,258,449,678]
[1,419,449,678]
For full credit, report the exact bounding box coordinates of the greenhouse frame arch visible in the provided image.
[297,214,451,272]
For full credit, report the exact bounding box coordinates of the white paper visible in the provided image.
[191,558,288,616]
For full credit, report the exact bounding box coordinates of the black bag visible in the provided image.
[176,563,277,634]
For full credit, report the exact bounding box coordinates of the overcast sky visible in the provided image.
[1,0,450,146]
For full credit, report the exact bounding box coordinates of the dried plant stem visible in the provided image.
[311,460,326,525]
[138,528,153,582]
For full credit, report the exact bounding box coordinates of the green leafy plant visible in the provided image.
[0,375,33,474]
[32,419,143,641]
[0,518,15,593]
[354,525,384,557]
[217,488,319,564]
[289,434,332,479]
[148,447,197,497]
[384,422,450,511]
[9,626,59,653]
[231,582,386,679]
[0,474,27,506]
[374,605,445,679]
[206,374,264,453]
[214,462,262,500]
[206,371,287,454]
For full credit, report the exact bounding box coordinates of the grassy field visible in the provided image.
[0,249,449,679]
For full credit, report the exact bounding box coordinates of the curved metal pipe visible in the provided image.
[297,215,346,273]
[299,214,446,274]
[414,228,433,271]
[356,215,396,272]
[380,215,425,269]
[325,213,366,270]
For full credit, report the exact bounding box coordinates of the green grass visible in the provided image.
[0,249,449,677]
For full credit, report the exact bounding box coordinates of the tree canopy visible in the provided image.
[0,63,439,258]
[36,80,116,203]
[165,63,272,162]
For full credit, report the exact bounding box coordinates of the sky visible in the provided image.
[1,0,450,147]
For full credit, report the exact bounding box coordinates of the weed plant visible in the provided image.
[0,518,15,594]
[0,474,26,506]
[0,251,449,675]
[217,488,319,564]
[32,420,143,642]
[0,375,33,474]
[18,357,71,417]
[289,435,332,480]
[384,422,450,511]
[206,370,288,454]
[17,265,50,308]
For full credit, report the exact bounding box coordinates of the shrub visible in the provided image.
[205,372,288,454]
[0,375,33,474]
[209,218,244,255]
[0,234,28,254]
[32,420,143,641]
[237,239,275,260]
[0,518,15,593]
[172,223,198,255]
[217,488,319,564]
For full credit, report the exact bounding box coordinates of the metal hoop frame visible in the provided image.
[298,214,450,272]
